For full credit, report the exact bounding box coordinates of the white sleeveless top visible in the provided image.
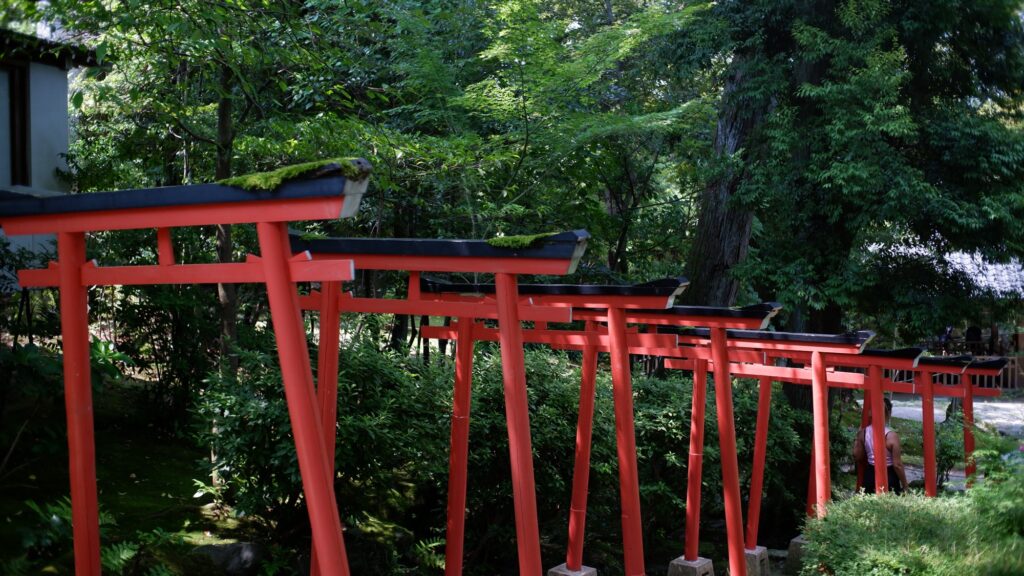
[864,424,893,466]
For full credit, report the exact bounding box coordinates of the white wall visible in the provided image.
[28,62,69,191]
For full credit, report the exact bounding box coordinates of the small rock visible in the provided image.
[192,542,263,576]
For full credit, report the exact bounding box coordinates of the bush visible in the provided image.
[800,464,1024,576]
[195,334,454,573]
[194,336,811,574]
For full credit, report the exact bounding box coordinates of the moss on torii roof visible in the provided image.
[485,232,557,249]
[218,158,372,191]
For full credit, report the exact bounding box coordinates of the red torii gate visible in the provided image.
[0,161,370,576]
[662,330,1005,549]
[420,283,780,576]
[885,355,1006,494]
[667,335,923,502]
[288,232,590,576]
[417,277,691,576]
[663,332,1004,497]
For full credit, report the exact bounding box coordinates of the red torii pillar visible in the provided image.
[1,164,368,576]
[914,356,1006,493]
[571,304,780,576]
[420,280,689,576]
[422,317,686,573]
[665,328,870,571]
[290,232,588,576]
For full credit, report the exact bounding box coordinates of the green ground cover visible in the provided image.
[801,471,1024,576]
[0,384,262,575]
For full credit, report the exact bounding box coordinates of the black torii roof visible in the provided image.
[918,355,1009,371]
[0,160,370,218]
[662,327,875,351]
[291,230,591,265]
[636,303,782,321]
[419,275,688,297]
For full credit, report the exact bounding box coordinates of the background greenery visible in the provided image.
[2,0,1024,573]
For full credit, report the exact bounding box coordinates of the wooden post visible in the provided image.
[710,328,747,576]
[684,359,709,561]
[58,232,102,576]
[445,319,476,576]
[494,273,543,575]
[565,322,600,571]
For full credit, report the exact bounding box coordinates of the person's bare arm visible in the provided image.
[887,432,909,491]
[853,428,866,464]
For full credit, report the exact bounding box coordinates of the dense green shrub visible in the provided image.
[194,334,811,573]
[800,464,1024,576]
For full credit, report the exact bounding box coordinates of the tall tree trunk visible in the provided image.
[683,63,767,306]
[211,64,236,487]
[215,63,238,378]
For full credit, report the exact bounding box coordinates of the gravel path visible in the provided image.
[890,395,1024,437]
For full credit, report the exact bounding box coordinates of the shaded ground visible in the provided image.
[0,382,268,573]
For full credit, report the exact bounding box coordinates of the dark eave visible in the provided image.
[639,303,782,321]
[0,160,370,217]
[420,275,687,297]
[918,355,1008,372]
[0,29,97,70]
[662,327,875,349]
[292,230,590,265]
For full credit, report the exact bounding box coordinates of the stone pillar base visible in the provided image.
[547,563,598,576]
[745,546,769,576]
[667,556,714,576]
[784,534,809,575]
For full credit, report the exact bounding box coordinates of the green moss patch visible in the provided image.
[486,232,557,249]
[218,157,370,191]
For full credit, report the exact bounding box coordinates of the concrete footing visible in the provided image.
[744,546,769,576]
[784,534,808,575]
[547,563,597,576]
[667,556,714,576]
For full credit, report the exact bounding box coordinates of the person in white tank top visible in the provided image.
[853,397,908,494]
[863,423,894,466]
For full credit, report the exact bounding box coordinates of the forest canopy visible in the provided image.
[3,0,1023,339]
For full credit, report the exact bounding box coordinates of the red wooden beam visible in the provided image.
[607,307,647,576]
[919,371,937,497]
[445,319,477,576]
[684,359,709,561]
[298,292,573,323]
[256,221,350,575]
[745,376,772,548]
[710,328,747,576]
[572,309,768,329]
[566,322,600,572]
[493,274,543,575]
[19,258,354,287]
[421,291,676,310]
[675,334,864,355]
[811,352,830,516]
[2,197,350,235]
[58,232,102,576]
[309,280,342,576]
[664,358,1000,397]
[420,325,677,353]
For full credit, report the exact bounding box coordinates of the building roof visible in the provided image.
[0,28,96,69]
[946,252,1024,298]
